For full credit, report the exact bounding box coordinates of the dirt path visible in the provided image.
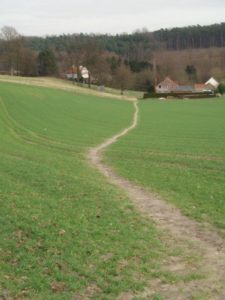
[87,100,225,299]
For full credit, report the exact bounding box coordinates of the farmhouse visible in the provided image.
[155,76,219,94]
[155,77,194,93]
[205,77,219,89]
[65,65,89,82]
[194,78,219,93]
[155,77,179,93]
[156,77,194,93]
[194,83,216,92]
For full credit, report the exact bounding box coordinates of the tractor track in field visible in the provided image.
[87,100,225,299]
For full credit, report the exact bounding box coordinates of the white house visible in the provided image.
[205,77,219,89]
[79,66,89,80]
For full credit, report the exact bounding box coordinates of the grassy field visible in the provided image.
[0,75,143,100]
[105,98,225,233]
[0,82,185,299]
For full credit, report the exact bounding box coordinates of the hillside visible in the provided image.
[0,81,163,299]
[0,78,225,298]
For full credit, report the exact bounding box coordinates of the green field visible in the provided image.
[0,75,143,100]
[1,81,224,299]
[0,82,182,299]
[105,99,225,232]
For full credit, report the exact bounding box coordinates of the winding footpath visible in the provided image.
[87,100,225,299]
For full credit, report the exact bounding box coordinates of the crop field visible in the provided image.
[0,82,188,299]
[105,99,225,233]
[1,80,224,299]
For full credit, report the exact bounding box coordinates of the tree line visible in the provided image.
[25,23,225,59]
[0,23,225,93]
[154,23,225,50]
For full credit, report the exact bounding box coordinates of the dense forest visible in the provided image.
[25,23,225,57]
[0,23,225,92]
[155,23,225,50]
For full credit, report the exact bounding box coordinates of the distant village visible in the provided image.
[65,65,220,99]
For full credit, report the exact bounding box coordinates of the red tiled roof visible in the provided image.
[194,84,206,89]
[66,66,78,74]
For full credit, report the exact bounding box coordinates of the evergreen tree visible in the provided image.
[145,79,155,93]
[185,65,197,82]
[38,48,57,76]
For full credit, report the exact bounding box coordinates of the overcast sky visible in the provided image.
[0,0,224,36]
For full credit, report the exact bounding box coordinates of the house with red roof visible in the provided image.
[65,65,89,82]
[155,77,218,94]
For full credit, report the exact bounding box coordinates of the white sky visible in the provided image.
[0,0,224,36]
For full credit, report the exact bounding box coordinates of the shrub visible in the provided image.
[217,83,225,94]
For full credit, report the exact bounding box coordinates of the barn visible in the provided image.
[155,77,179,93]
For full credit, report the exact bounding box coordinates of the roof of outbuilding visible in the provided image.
[194,84,206,89]
[205,77,219,88]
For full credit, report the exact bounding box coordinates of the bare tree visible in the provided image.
[0,26,20,41]
[65,36,86,84]
[114,64,133,95]
[0,26,23,75]
[20,47,38,76]
[83,40,111,88]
